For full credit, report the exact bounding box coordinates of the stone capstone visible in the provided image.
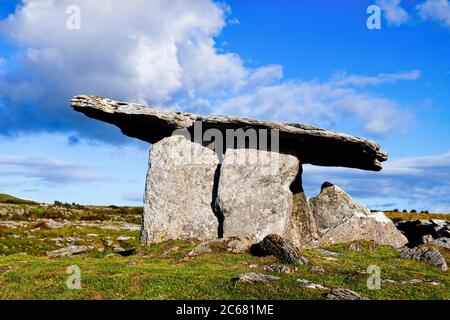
[71,95,388,171]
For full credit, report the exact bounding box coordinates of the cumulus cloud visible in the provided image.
[377,0,410,25]
[0,155,106,185]
[0,0,416,141]
[416,0,450,28]
[215,76,415,135]
[303,152,450,211]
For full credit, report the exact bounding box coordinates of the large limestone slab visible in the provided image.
[140,135,219,245]
[71,95,388,171]
[309,183,407,248]
[216,148,317,247]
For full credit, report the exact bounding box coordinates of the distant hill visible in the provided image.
[0,193,38,205]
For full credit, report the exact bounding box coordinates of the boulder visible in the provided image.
[216,148,317,246]
[395,220,441,247]
[258,234,309,265]
[310,183,407,248]
[399,246,448,271]
[140,135,220,245]
[71,95,388,171]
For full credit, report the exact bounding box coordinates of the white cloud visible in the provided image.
[330,70,420,87]
[416,0,450,28]
[303,152,450,212]
[215,75,415,135]
[0,0,417,139]
[377,0,410,25]
[0,155,106,185]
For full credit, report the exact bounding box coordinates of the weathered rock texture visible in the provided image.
[259,234,309,264]
[395,219,450,247]
[140,135,219,244]
[71,95,387,171]
[216,148,317,247]
[399,246,448,271]
[310,183,407,248]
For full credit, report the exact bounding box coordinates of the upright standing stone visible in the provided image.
[216,148,317,247]
[140,135,219,245]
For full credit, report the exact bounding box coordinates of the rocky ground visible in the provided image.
[0,202,449,300]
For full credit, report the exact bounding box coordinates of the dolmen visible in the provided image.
[71,95,407,248]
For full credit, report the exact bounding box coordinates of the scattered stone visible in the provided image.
[309,265,326,273]
[112,245,125,253]
[248,264,258,269]
[297,279,328,290]
[46,245,90,257]
[105,240,113,247]
[162,246,180,256]
[0,265,12,273]
[87,233,99,237]
[127,260,138,266]
[259,234,308,265]
[315,249,342,256]
[429,237,450,249]
[382,278,443,286]
[399,246,448,271]
[395,219,450,247]
[233,272,280,283]
[326,288,370,300]
[321,257,338,262]
[141,135,219,245]
[264,265,296,274]
[117,236,134,241]
[349,242,362,251]
[310,184,407,248]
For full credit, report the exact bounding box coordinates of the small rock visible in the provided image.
[349,242,362,251]
[399,246,448,271]
[46,245,89,257]
[309,265,326,273]
[233,272,280,283]
[259,234,308,265]
[315,249,342,256]
[297,279,328,290]
[87,233,99,237]
[264,265,295,274]
[422,234,433,244]
[248,264,259,269]
[326,288,370,300]
[0,265,12,273]
[429,237,450,249]
[117,236,133,241]
[162,246,179,256]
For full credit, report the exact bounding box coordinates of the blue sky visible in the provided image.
[0,0,449,212]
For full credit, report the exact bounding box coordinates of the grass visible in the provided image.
[0,194,38,205]
[0,202,448,300]
[385,211,450,223]
[0,230,449,299]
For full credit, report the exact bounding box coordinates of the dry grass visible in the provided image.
[385,211,450,223]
